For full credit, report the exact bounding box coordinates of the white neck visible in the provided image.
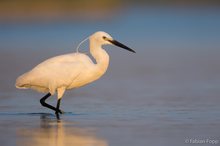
[89,39,110,75]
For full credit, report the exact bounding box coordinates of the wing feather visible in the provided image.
[15,53,87,94]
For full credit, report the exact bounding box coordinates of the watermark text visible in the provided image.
[185,138,219,145]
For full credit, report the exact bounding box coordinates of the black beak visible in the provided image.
[108,39,136,53]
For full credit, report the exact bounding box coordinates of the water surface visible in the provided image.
[0,7,220,146]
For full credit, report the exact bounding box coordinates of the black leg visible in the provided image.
[56,112,60,120]
[55,99,62,114]
[55,99,62,119]
[40,93,62,114]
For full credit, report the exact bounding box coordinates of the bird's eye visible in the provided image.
[103,36,107,40]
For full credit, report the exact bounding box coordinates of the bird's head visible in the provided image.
[90,31,136,53]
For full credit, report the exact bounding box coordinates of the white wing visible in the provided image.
[15,53,91,94]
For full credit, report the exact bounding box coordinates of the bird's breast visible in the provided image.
[67,65,107,89]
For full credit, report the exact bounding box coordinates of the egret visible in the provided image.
[15,31,135,118]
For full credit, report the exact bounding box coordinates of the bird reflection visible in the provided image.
[17,114,108,146]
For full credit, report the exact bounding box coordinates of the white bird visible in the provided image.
[15,31,135,118]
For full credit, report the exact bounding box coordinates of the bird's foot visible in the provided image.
[60,110,64,114]
[55,109,64,115]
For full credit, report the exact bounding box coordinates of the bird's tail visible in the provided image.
[15,73,29,89]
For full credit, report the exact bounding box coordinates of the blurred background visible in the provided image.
[1,0,220,90]
[0,1,220,146]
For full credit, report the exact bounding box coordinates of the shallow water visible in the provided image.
[0,7,220,146]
